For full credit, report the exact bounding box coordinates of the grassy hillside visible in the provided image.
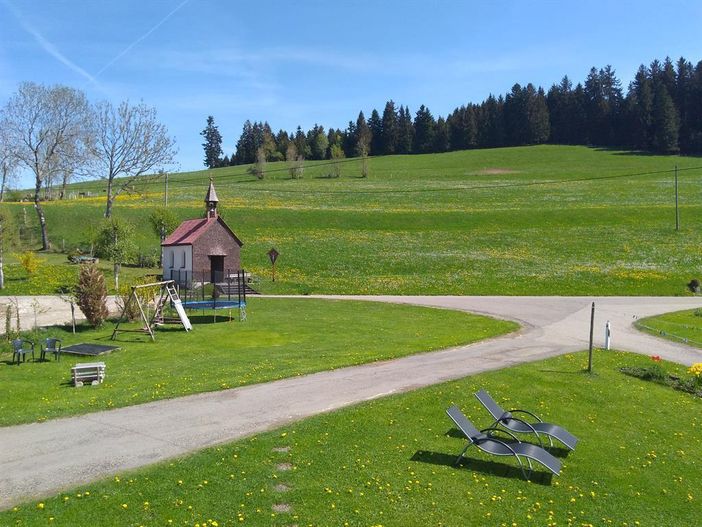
[6,145,702,295]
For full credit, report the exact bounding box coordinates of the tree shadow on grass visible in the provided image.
[410,449,555,485]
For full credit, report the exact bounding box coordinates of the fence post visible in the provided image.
[588,302,595,373]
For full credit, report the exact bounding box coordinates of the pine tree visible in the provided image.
[447,105,477,151]
[307,124,328,160]
[547,76,576,144]
[275,129,290,160]
[504,84,528,145]
[381,100,399,155]
[201,116,223,168]
[675,57,694,151]
[343,121,356,157]
[294,126,310,159]
[354,111,371,156]
[396,106,414,154]
[477,95,504,148]
[652,84,679,153]
[688,61,702,152]
[234,120,255,165]
[528,86,550,143]
[368,109,382,155]
[626,65,653,149]
[434,117,449,152]
[412,105,436,154]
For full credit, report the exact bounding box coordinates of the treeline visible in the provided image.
[202,56,702,168]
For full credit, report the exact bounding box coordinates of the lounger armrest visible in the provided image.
[479,426,522,443]
[510,408,543,423]
[504,416,545,448]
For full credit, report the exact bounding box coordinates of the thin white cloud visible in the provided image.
[95,0,191,77]
[141,45,562,81]
[0,0,101,88]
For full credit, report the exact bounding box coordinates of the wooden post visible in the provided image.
[588,302,595,374]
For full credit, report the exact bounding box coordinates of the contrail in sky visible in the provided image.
[95,0,191,77]
[1,0,101,88]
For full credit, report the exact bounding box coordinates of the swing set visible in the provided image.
[111,280,192,342]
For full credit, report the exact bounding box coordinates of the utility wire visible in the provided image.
[43,162,702,196]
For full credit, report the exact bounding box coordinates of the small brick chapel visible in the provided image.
[162,180,243,284]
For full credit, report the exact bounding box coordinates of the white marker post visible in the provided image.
[605,320,611,350]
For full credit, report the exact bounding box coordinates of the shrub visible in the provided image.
[620,364,667,382]
[75,264,109,328]
[137,250,160,268]
[93,218,138,264]
[687,279,700,293]
[148,208,179,240]
[17,251,40,275]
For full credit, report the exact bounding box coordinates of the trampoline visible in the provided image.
[181,299,247,321]
[181,300,246,310]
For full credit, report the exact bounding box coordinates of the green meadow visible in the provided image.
[5,145,702,295]
[0,297,515,426]
[3,350,700,526]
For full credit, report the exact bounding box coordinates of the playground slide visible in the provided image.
[172,299,193,331]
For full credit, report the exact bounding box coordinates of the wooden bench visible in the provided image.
[71,362,106,387]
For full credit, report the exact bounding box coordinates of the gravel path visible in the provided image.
[1,295,701,509]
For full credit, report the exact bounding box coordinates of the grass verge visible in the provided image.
[2,350,700,526]
[0,297,516,426]
[636,308,702,349]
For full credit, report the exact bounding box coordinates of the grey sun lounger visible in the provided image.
[446,405,561,479]
[475,389,578,451]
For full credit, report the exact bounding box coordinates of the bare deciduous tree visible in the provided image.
[93,100,177,218]
[0,129,19,202]
[1,82,91,250]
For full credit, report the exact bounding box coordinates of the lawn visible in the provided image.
[0,252,160,296]
[636,308,702,349]
[5,145,702,296]
[2,350,699,526]
[0,297,516,426]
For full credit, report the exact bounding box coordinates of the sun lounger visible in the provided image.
[446,405,561,479]
[475,389,578,450]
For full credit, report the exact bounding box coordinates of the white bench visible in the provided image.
[72,362,106,387]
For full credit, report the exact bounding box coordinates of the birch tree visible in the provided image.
[93,100,177,218]
[0,128,19,202]
[1,82,91,250]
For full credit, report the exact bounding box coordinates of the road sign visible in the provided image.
[267,248,279,264]
[267,248,279,281]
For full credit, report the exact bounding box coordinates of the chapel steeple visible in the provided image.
[205,179,219,219]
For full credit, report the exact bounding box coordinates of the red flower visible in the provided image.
[651,355,662,362]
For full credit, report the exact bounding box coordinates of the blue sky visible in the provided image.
[2,0,702,187]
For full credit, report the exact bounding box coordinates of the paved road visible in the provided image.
[1,295,701,509]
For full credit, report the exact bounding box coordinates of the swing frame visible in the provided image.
[111,280,187,341]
